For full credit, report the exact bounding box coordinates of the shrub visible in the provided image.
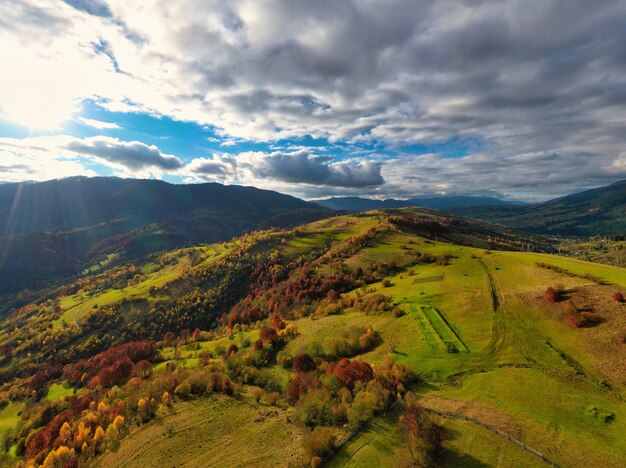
[174,381,191,399]
[563,301,581,328]
[295,388,344,427]
[613,291,625,303]
[347,391,377,429]
[302,427,336,459]
[267,391,280,406]
[400,401,442,465]
[545,287,559,302]
[292,353,317,373]
[252,387,263,403]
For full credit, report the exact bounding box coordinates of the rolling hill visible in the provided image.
[316,195,522,211]
[0,177,330,296]
[452,180,626,237]
[0,208,624,467]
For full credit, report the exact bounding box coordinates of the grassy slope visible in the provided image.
[46,382,75,401]
[54,244,228,327]
[14,210,625,467]
[0,402,24,433]
[98,394,306,468]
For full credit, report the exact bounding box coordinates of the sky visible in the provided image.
[1,0,625,201]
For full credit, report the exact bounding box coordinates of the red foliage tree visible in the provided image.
[287,372,319,404]
[163,331,176,346]
[271,314,286,330]
[613,291,625,303]
[330,359,373,388]
[545,287,559,302]
[224,344,239,360]
[292,353,316,373]
[134,360,153,378]
[65,341,156,388]
[260,326,279,346]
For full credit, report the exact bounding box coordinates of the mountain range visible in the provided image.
[316,195,522,211]
[3,176,626,298]
[451,180,626,237]
[0,177,330,295]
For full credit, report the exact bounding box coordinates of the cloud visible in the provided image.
[1,0,626,197]
[0,136,182,179]
[185,150,384,189]
[78,117,121,129]
[66,137,183,170]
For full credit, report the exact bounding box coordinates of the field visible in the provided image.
[3,209,626,467]
[98,394,306,468]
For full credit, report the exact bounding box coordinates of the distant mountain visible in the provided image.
[316,195,522,211]
[452,180,626,237]
[0,177,330,295]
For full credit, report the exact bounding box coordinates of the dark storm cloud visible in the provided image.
[186,151,384,189]
[252,151,384,188]
[66,137,183,170]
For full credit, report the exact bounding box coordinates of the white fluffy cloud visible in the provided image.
[1,0,626,197]
[0,135,182,180]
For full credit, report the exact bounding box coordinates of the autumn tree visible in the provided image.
[292,353,316,373]
[545,287,559,302]
[400,402,442,466]
[302,427,336,461]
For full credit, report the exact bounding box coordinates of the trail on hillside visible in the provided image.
[477,257,507,356]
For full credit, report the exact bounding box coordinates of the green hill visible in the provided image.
[0,177,330,296]
[0,209,624,467]
[452,180,626,237]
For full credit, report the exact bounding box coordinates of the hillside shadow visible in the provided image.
[438,427,490,468]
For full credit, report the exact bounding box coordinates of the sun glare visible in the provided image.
[2,99,74,130]
[0,73,76,130]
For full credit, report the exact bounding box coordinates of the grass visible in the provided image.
[432,368,626,467]
[0,402,24,433]
[46,382,75,401]
[97,394,306,468]
[55,245,229,328]
[280,225,626,466]
[29,211,626,466]
[155,330,261,372]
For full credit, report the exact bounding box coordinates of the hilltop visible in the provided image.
[0,177,330,296]
[0,209,623,467]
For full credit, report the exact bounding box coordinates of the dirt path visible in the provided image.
[477,257,507,356]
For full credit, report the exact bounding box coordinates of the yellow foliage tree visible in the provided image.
[75,421,91,447]
[113,414,125,429]
[106,423,120,450]
[94,425,106,453]
[59,421,71,444]
[42,445,75,468]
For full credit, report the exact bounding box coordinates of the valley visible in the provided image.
[0,209,624,466]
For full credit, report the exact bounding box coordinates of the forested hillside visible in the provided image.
[0,209,623,467]
[0,177,330,297]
